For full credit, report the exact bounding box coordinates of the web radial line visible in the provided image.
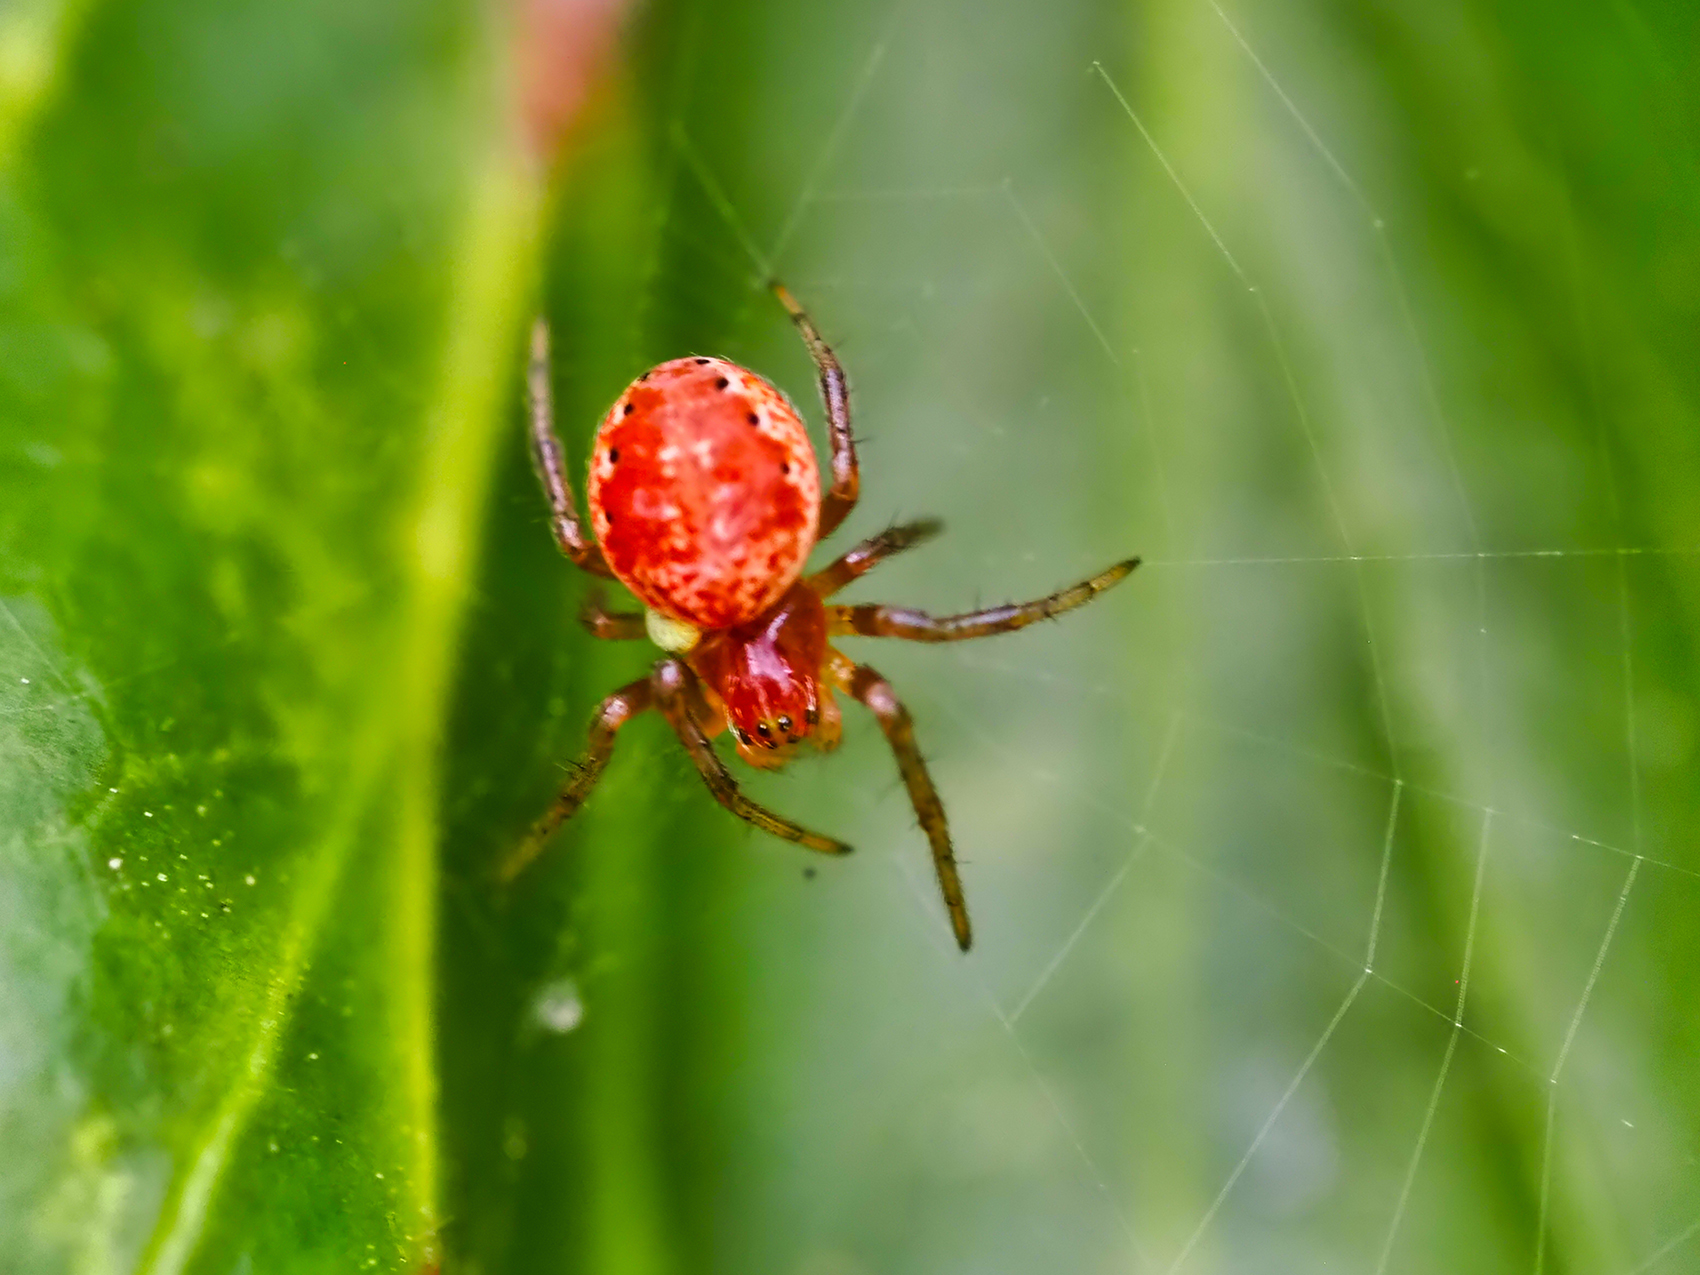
[1004,180,1121,366]
[1201,0,1489,543]
[630,0,710,361]
[1091,63,1247,282]
[766,2,903,266]
[1365,780,1402,970]
[1617,555,1645,854]
[1627,1216,1700,1275]
[1199,0,1500,781]
[1006,834,1141,1011]
[1203,0,1370,214]
[883,851,1154,1272]
[1552,856,1641,1083]
[1009,716,1181,1024]
[1532,854,1643,1274]
[1008,835,1150,1024]
[983,991,1155,1272]
[1248,230,1401,780]
[1373,1025,1460,1275]
[1001,179,1178,541]
[1168,970,1368,1274]
[1374,809,1494,1274]
[668,122,772,279]
[1452,811,1493,1020]
[1091,61,1400,776]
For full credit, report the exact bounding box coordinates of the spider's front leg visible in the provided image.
[826,650,973,952]
[807,519,943,598]
[500,675,653,882]
[772,282,858,539]
[651,658,852,856]
[529,317,615,578]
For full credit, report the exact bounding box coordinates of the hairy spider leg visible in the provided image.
[829,557,1140,642]
[529,318,614,578]
[772,282,859,539]
[577,588,647,640]
[825,650,972,951]
[500,674,653,882]
[807,519,943,597]
[652,658,853,855]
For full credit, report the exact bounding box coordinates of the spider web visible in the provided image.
[646,0,1700,1272]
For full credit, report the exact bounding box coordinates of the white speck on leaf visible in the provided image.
[532,978,585,1033]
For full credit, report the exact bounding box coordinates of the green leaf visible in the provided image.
[1,0,535,1268]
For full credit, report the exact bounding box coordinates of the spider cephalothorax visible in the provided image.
[688,584,840,770]
[503,283,1138,951]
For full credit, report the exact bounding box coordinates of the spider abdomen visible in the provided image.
[587,356,820,630]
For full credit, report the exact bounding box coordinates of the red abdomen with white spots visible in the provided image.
[587,356,821,630]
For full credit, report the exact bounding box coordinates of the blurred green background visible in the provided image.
[4,0,1699,1271]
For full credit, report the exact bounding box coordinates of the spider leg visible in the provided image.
[807,518,943,598]
[826,650,972,951]
[529,317,614,578]
[771,282,858,539]
[651,658,852,856]
[579,588,647,640]
[499,675,653,882]
[829,557,1139,643]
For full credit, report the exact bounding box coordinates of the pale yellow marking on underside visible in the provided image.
[646,608,702,653]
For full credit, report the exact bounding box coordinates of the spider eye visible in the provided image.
[777,715,793,734]
[755,722,771,739]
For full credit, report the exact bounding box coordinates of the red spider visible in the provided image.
[502,284,1137,950]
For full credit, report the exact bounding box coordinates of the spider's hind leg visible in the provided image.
[500,674,653,882]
